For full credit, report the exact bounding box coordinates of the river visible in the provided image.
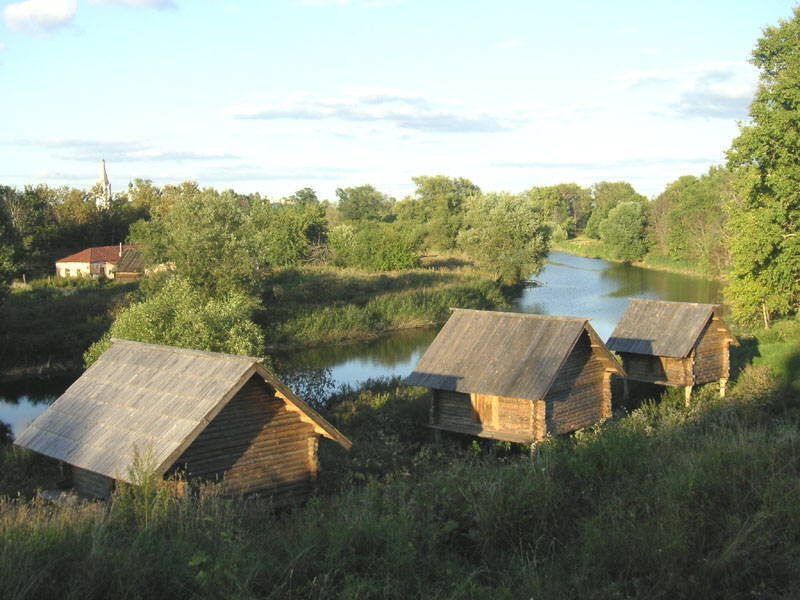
[0,251,722,437]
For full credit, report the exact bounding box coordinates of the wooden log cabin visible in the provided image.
[606,299,739,403]
[404,309,625,444]
[15,339,351,503]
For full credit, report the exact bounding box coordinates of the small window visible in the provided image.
[64,268,70,276]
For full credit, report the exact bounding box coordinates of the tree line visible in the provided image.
[1,7,798,333]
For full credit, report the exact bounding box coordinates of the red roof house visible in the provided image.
[55,244,138,279]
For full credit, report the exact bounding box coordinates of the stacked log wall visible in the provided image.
[692,318,730,384]
[175,377,316,504]
[622,353,691,386]
[431,390,537,443]
[545,332,609,435]
[72,466,114,499]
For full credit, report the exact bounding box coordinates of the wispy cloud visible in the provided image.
[4,0,77,33]
[493,156,718,170]
[295,0,399,6]
[197,165,357,183]
[8,138,236,162]
[228,92,514,133]
[618,62,757,119]
[90,0,176,9]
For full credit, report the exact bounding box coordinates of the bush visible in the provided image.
[329,223,420,271]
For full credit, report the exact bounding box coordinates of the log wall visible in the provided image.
[545,331,610,435]
[692,318,730,384]
[72,465,114,499]
[174,377,317,504]
[621,353,691,386]
[431,389,538,443]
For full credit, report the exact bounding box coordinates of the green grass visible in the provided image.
[0,279,138,374]
[553,236,720,277]
[259,260,510,347]
[2,324,800,599]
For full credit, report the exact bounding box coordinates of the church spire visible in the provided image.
[97,159,112,209]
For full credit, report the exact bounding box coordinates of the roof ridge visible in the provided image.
[109,338,263,363]
[451,308,588,323]
[629,298,719,309]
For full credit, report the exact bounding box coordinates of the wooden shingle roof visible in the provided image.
[606,299,734,358]
[404,309,622,400]
[115,247,144,273]
[15,340,350,482]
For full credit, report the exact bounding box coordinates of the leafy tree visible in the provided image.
[726,7,800,326]
[598,201,650,263]
[336,185,392,222]
[285,187,319,207]
[458,192,551,284]
[396,175,481,250]
[329,223,420,271]
[84,276,265,366]
[0,196,18,305]
[523,183,592,240]
[585,181,647,239]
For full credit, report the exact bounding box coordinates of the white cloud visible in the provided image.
[227,91,516,133]
[0,42,7,51]
[90,0,176,8]
[4,0,77,33]
[618,62,757,119]
[8,138,236,162]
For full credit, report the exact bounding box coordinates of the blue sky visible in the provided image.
[0,0,797,201]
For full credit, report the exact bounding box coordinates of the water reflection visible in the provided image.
[1,252,725,435]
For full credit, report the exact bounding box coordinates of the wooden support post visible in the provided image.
[623,378,630,401]
[433,428,442,444]
[719,378,727,399]
[684,385,693,407]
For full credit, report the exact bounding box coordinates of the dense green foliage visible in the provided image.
[458,192,551,284]
[84,276,266,366]
[394,175,481,251]
[335,184,393,222]
[649,169,732,274]
[598,201,650,262]
[584,181,648,239]
[2,332,799,599]
[328,223,420,271]
[726,7,800,326]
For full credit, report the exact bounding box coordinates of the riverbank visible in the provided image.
[553,236,726,280]
[2,322,799,598]
[259,258,511,349]
[0,258,510,380]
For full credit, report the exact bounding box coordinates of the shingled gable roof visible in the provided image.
[404,309,623,400]
[15,339,351,483]
[606,299,737,359]
[115,247,144,273]
[56,245,138,265]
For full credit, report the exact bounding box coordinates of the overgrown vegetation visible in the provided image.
[2,325,799,599]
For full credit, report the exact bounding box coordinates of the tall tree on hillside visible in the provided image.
[726,7,800,326]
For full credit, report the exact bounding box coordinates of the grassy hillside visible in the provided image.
[1,321,798,599]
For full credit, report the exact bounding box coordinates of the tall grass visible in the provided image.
[3,361,800,599]
[262,263,510,346]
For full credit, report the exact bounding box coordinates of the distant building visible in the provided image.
[55,244,137,279]
[96,159,111,209]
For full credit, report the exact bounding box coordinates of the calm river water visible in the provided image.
[0,252,722,437]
